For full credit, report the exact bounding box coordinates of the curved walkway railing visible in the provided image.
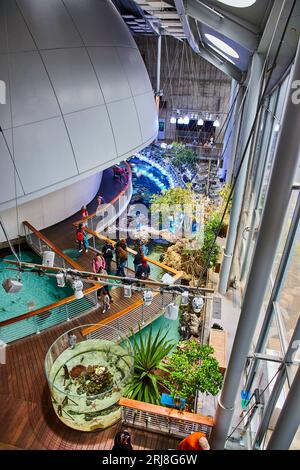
[0,222,99,343]
[119,398,214,439]
[74,161,132,233]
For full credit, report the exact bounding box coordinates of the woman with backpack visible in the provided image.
[115,239,128,278]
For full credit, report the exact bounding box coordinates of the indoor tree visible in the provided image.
[162,340,223,408]
[125,327,174,405]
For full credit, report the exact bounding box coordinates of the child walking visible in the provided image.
[102,288,111,314]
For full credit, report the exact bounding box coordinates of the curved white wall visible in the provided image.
[0,171,102,243]
[0,0,158,212]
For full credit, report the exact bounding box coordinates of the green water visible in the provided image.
[131,314,180,352]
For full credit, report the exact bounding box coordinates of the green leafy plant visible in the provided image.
[165,142,198,170]
[125,327,175,405]
[163,340,223,406]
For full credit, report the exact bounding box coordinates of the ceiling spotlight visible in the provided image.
[192,296,204,313]
[170,116,177,124]
[197,118,204,126]
[123,284,132,298]
[2,278,23,294]
[143,290,153,306]
[42,251,55,267]
[183,115,190,125]
[213,119,220,128]
[178,117,184,124]
[56,272,66,288]
[72,278,84,300]
[165,302,179,320]
[181,291,189,306]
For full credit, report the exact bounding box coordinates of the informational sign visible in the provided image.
[158,118,165,140]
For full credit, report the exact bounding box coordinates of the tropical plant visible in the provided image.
[124,327,175,405]
[165,142,198,170]
[163,340,223,405]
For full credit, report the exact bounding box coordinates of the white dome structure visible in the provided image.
[0,0,158,214]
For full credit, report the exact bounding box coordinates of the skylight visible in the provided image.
[205,33,239,58]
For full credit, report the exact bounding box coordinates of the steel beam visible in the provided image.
[210,39,300,450]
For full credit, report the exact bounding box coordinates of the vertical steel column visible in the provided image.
[210,41,300,450]
[222,79,238,180]
[267,364,300,450]
[156,34,162,98]
[226,85,246,184]
[254,317,300,448]
[245,193,300,392]
[219,53,264,294]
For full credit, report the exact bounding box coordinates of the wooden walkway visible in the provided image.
[0,168,180,450]
[0,291,179,450]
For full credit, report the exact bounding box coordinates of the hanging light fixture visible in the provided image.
[213,119,220,128]
[197,118,204,126]
[170,116,177,124]
[178,117,184,124]
[183,115,190,125]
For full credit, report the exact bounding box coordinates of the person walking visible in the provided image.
[83,229,89,253]
[115,239,128,278]
[178,432,210,451]
[81,205,89,227]
[67,332,77,349]
[102,241,114,274]
[76,223,84,253]
[136,257,150,281]
[101,288,111,314]
[133,246,143,276]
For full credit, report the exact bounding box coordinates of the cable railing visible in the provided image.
[0,222,99,343]
[74,161,132,233]
[81,270,183,339]
[119,398,214,439]
[83,228,179,282]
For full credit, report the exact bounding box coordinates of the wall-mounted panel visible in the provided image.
[64,0,136,48]
[88,47,132,103]
[107,98,142,156]
[0,0,36,53]
[10,51,60,128]
[0,133,24,205]
[42,48,104,114]
[117,47,153,96]
[134,91,158,143]
[65,106,117,173]
[4,118,78,193]
[17,0,83,49]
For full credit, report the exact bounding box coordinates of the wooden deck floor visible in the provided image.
[0,168,180,450]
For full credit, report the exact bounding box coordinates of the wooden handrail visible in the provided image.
[23,220,83,271]
[84,229,180,275]
[81,299,144,336]
[0,285,99,328]
[81,270,184,337]
[74,161,132,227]
[118,398,214,427]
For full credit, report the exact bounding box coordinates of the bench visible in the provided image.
[209,328,227,375]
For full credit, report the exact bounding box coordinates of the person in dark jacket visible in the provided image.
[112,430,133,451]
[115,239,128,278]
[133,247,143,276]
[102,242,114,274]
[136,258,150,281]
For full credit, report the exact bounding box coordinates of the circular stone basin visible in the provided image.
[45,325,133,431]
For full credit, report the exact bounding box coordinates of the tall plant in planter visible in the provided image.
[125,327,174,405]
[163,340,223,407]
